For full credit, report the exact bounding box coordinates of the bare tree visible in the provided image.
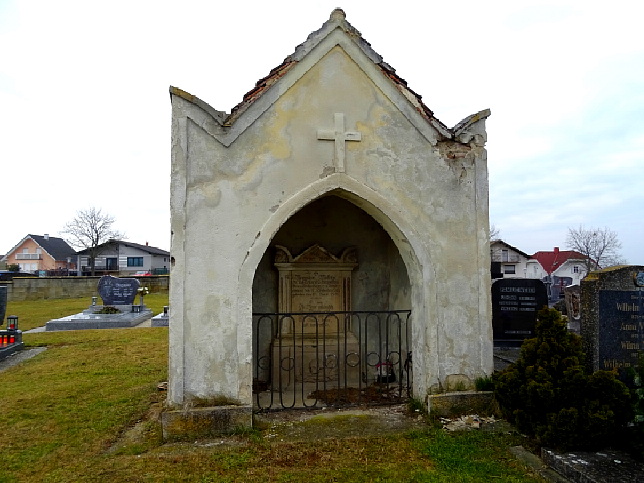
[490,224,501,241]
[566,225,626,272]
[61,207,124,275]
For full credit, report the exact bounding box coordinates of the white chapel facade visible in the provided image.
[168,9,493,412]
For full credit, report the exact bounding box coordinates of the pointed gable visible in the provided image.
[170,8,489,148]
[275,244,357,264]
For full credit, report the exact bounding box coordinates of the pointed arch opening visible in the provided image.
[247,186,421,410]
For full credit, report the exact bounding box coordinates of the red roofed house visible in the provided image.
[1,234,76,275]
[531,247,595,300]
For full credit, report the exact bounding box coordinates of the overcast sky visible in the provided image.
[1,0,642,264]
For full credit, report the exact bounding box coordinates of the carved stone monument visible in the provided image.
[581,266,644,373]
[273,245,359,385]
[564,284,581,333]
[97,275,139,306]
[45,275,151,331]
[492,278,548,346]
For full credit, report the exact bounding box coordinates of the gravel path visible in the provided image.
[0,347,46,373]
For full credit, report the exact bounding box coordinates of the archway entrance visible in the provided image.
[251,195,412,410]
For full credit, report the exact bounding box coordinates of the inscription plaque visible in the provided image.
[581,265,644,373]
[97,275,140,306]
[291,271,340,312]
[273,244,358,384]
[492,278,548,346]
[598,290,644,371]
[275,245,356,337]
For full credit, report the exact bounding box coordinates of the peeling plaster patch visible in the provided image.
[269,205,279,213]
[191,184,221,208]
[437,140,472,161]
[320,165,335,178]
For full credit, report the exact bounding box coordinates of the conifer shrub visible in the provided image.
[624,352,644,459]
[493,307,633,450]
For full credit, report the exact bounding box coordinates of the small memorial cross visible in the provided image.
[317,113,362,172]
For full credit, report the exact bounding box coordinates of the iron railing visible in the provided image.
[253,310,411,411]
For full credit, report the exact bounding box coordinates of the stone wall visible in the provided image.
[1,276,169,302]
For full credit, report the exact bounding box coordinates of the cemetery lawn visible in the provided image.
[0,298,543,482]
[5,293,171,331]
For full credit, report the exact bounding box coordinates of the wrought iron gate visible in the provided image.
[253,310,411,411]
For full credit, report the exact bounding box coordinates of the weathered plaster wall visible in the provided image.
[169,24,491,406]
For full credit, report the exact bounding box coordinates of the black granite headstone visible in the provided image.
[581,266,644,373]
[97,275,140,306]
[597,290,643,371]
[0,285,6,325]
[492,278,548,346]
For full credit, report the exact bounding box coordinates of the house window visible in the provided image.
[501,249,509,262]
[573,266,579,274]
[504,265,516,275]
[127,257,144,267]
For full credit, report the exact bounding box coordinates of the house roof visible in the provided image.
[531,248,589,275]
[119,241,169,256]
[170,8,490,147]
[75,240,169,257]
[1,234,75,262]
[490,240,531,259]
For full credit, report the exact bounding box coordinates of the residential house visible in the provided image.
[75,240,170,276]
[531,247,593,300]
[1,234,76,274]
[490,240,534,278]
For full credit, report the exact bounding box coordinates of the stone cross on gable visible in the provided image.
[317,113,362,173]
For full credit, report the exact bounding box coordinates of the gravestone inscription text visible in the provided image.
[97,275,140,306]
[598,290,644,370]
[492,278,548,345]
[291,271,342,312]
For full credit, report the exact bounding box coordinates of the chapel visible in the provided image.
[168,9,492,420]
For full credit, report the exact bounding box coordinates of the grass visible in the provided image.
[6,293,170,331]
[0,297,545,482]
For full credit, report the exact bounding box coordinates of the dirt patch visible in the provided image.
[255,404,428,443]
[108,391,428,452]
[309,384,407,406]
